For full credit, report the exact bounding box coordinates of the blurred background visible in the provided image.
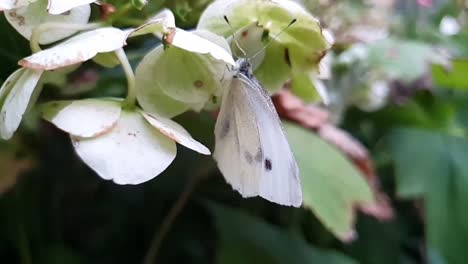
[1,0,468,263]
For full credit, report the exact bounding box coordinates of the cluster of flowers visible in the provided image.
[0,0,329,185]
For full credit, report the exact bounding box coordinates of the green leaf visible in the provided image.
[284,122,374,241]
[431,59,468,89]
[208,202,358,264]
[387,128,468,264]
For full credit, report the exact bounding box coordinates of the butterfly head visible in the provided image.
[236,58,254,78]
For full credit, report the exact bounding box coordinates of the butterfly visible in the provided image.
[213,25,302,207]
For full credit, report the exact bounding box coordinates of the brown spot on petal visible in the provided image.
[194,80,204,88]
[163,28,176,45]
[99,3,116,20]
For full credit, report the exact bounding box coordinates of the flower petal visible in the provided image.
[72,110,177,185]
[165,28,235,66]
[40,99,121,137]
[142,112,210,155]
[135,31,230,116]
[5,0,90,44]
[129,8,175,37]
[0,0,37,10]
[19,27,128,70]
[135,45,191,118]
[47,0,94,15]
[0,68,42,139]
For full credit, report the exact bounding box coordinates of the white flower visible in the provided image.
[40,99,210,184]
[0,27,130,139]
[3,0,92,44]
[133,9,235,118]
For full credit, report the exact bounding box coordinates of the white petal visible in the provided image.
[5,1,90,44]
[166,28,235,66]
[72,111,177,185]
[0,0,37,10]
[47,0,94,15]
[19,27,128,70]
[41,99,122,137]
[142,112,210,155]
[0,68,42,139]
[129,8,175,38]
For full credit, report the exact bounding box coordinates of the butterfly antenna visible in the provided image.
[250,18,297,60]
[223,15,247,57]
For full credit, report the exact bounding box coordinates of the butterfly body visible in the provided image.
[213,58,302,207]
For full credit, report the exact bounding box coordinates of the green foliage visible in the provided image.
[209,202,357,264]
[285,122,373,240]
[387,128,468,264]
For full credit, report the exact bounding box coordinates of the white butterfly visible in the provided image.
[213,57,302,207]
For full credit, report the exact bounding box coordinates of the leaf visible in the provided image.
[19,27,128,70]
[141,111,210,155]
[208,202,358,264]
[388,128,468,264]
[4,0,91,44]
[284,122,374,241]
[47,0,94,15]
[431,59,468,89]
[0,68,42,140]
[40,99,122,138]
[72,110,177,185]
[367,38,443,83]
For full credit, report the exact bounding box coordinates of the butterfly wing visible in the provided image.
[214,74,302,207]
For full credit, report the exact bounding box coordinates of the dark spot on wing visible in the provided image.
[264,158,272,171]
[244,151,253,164]
[254,147,263,162]
[211,95,218,104]
[219,118,230,139]
[242,30,248,37]
[194,80,204,88]
[284,48,291,67]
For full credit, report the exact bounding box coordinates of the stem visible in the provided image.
[30,22,103,53]
[115,48,137,108]
[142,165,214,264]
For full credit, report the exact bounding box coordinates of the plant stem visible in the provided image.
[142,165,214,264]
[115,48,137,108]
[30,22,103,53]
